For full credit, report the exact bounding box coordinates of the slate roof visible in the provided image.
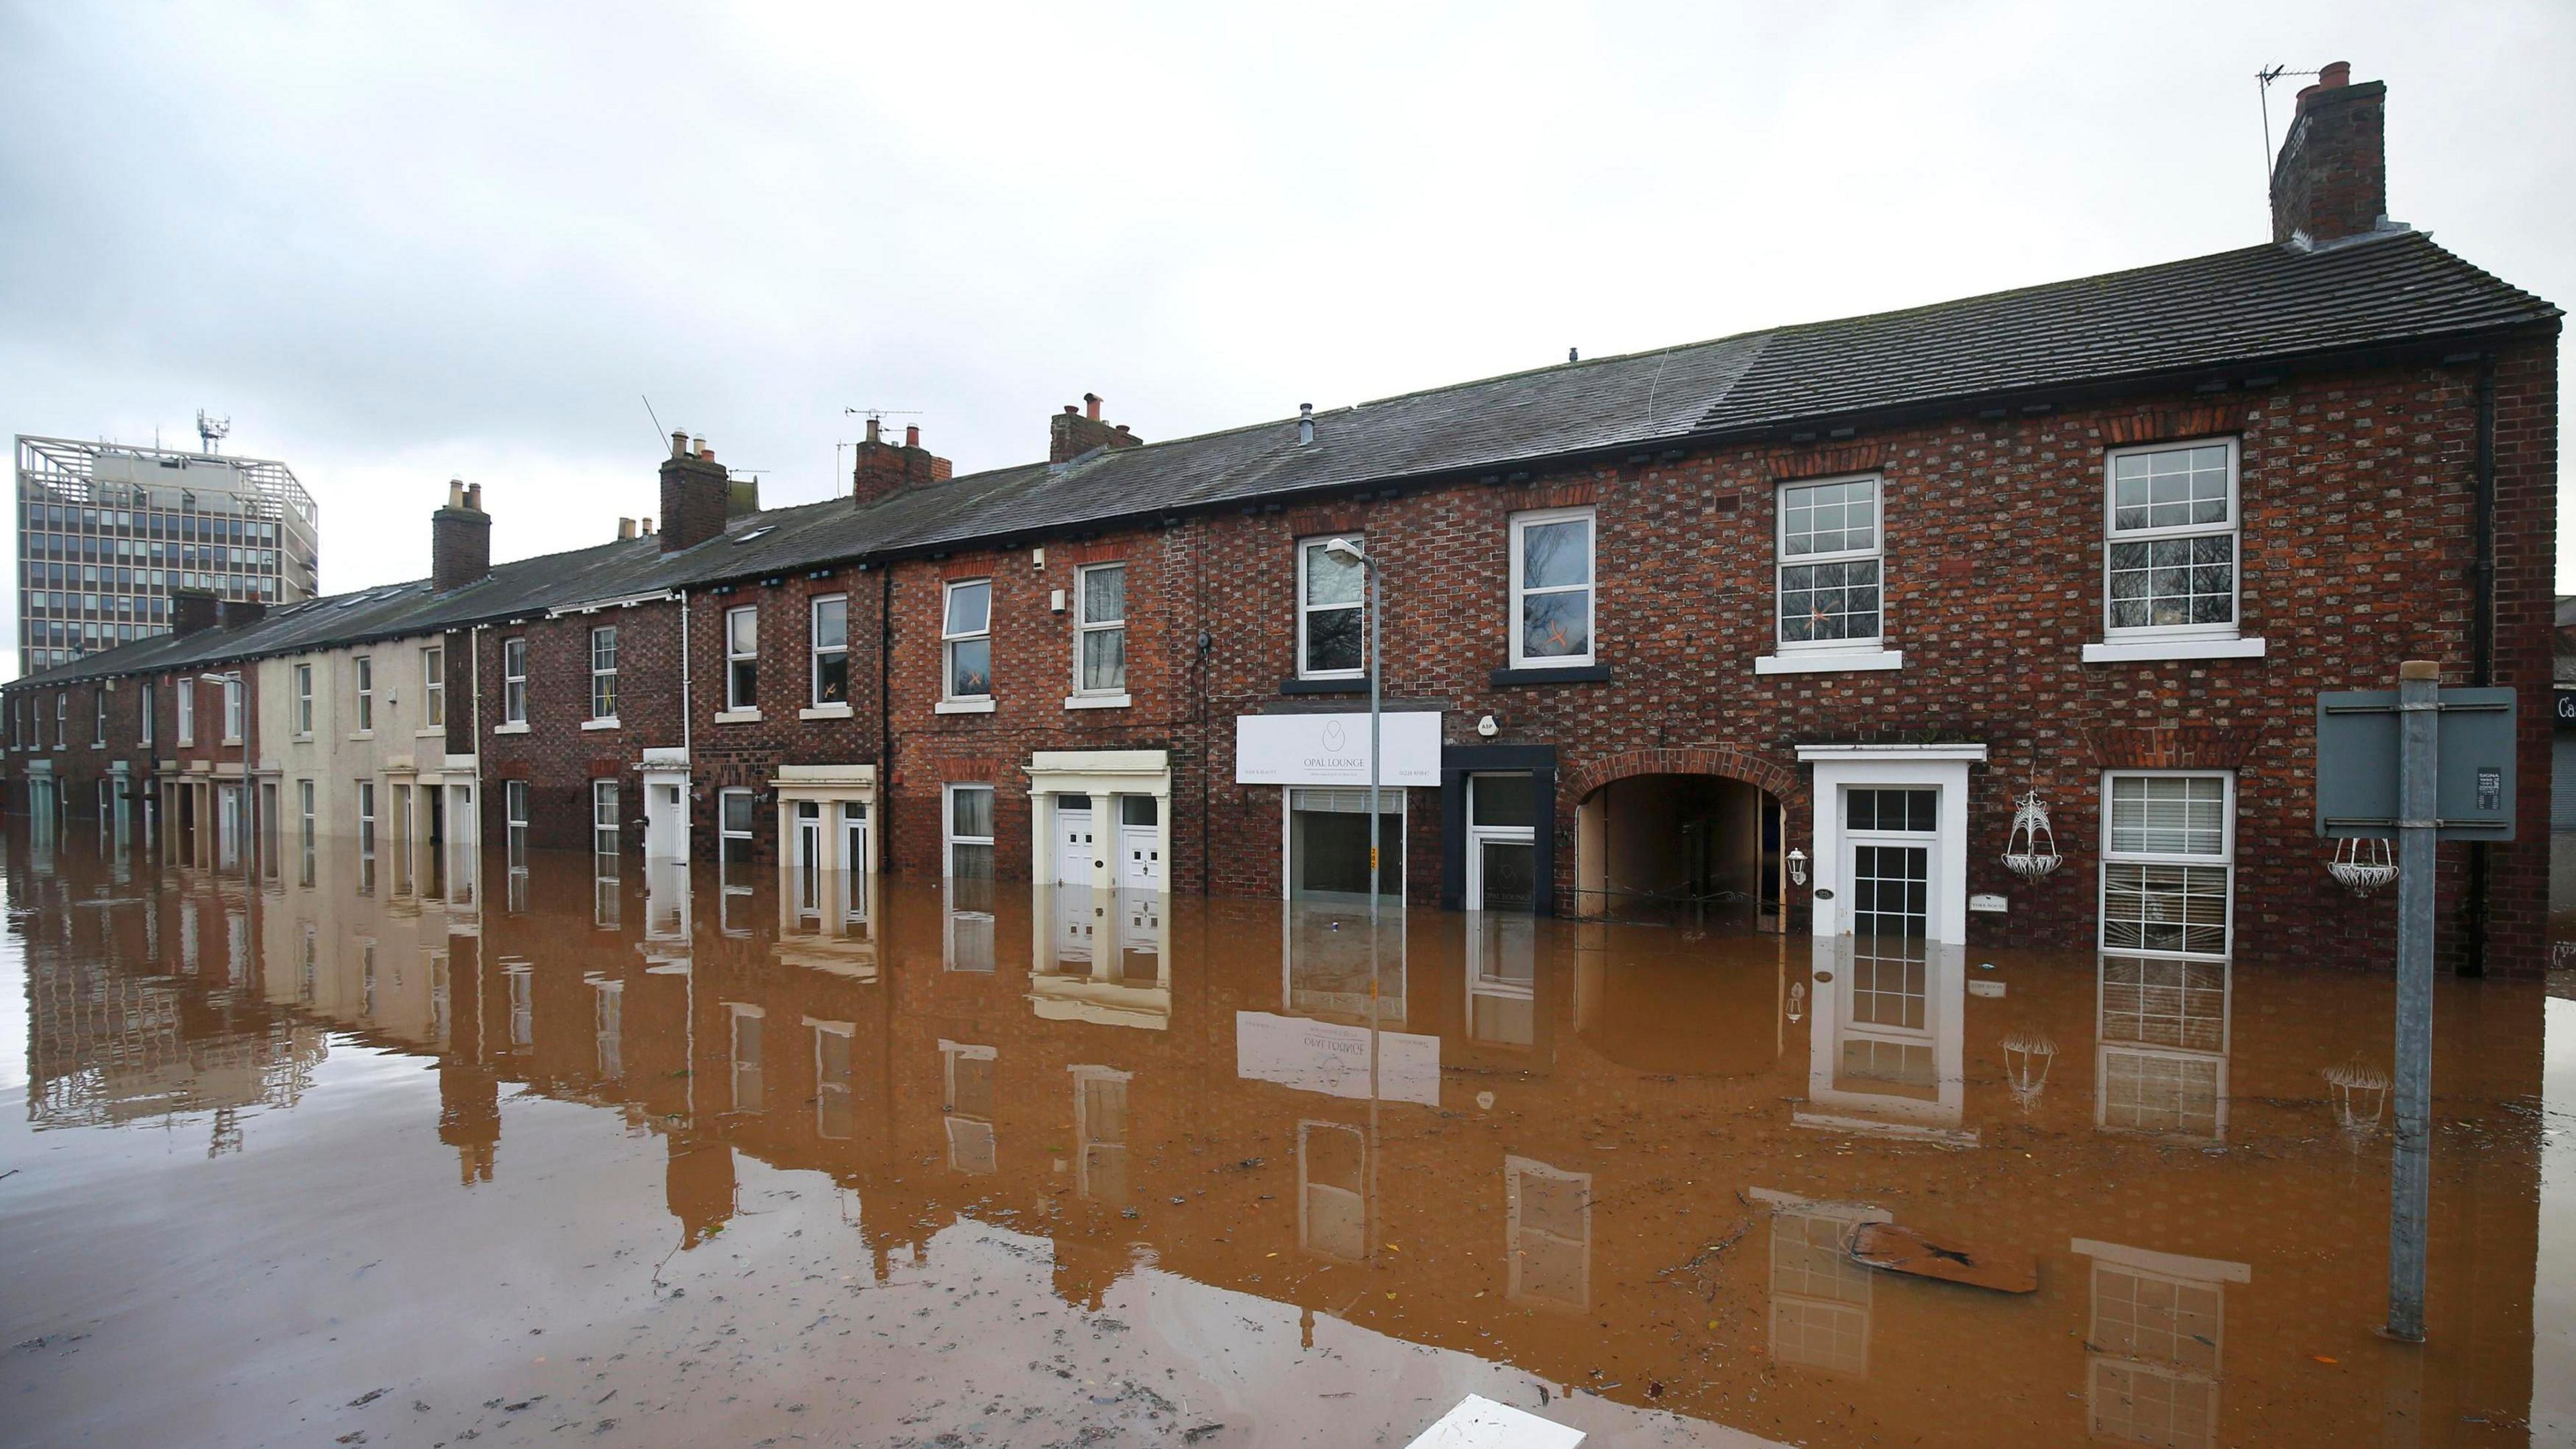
[14,229,2555,690]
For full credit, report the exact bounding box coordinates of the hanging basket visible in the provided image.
[2000,792,2061,882]
[2326,837,2398,898]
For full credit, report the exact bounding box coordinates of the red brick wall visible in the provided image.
[860,348,2555,974]
[685,567,883,860]
[474,602,684,853]
[881,533,1201,883]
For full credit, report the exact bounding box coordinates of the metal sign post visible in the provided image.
[2313,663,2518,1344]
[2385,660,2438,1343]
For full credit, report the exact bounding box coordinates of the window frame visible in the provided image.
[725,604,759,711]
[2098,769,2236,959]
[2102,437,2242,642]
[422,645,445,729]
[1507,506,1597,669]
[1296,535,1366,680]
[1773,472,1885,653]
[293,663,314,737]
[221,674,244,743]
[945,782,996,879]
[505,779,531,871]
[592,777,621,856]
[1073,561,1128,697]
[810,594,849,707]
[354,655,374,732]
[176,676,195,746]
[718,786,756,865]
[502,636,528,724]
[93,690,105,746]
[589,625,618,721]
[139,682,153,747]
[941,580,992,701]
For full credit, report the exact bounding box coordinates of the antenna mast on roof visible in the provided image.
[196,411,230,455]
[2255,65,2323,182]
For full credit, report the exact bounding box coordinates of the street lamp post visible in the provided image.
[1322,538,1383,918]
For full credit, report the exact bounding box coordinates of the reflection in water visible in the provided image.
[0,837,2556,1449]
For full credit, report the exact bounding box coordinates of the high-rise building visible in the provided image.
[14,435,320,676]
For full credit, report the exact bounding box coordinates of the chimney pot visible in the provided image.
[672,430,690,458]
[466,482,482,511]
[1064,405,1080,416]
[865,417,882,444]
[1298,402,1316,446]
[905,425,920,448]
[1085,392,1102,421]
[447,478,466,509]
[619,517,637,539]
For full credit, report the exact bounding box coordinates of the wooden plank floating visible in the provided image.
[1845,1221,2039,1293]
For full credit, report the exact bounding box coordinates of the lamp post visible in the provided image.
[1322,538,1383,917]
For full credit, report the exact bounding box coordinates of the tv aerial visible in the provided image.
[196,410,231,454]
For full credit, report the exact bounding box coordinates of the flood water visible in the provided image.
[1,829,2570,1448]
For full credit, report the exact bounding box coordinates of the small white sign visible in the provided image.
[1969,892,2008,913]
[1236,710,1441,787]
[1968,979,2006,998]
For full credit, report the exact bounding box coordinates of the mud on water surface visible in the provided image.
[1,833,2571,1447]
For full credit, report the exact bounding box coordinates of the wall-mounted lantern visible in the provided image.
[1786,847,1808,887]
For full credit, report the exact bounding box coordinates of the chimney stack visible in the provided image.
[1049,392,1146,464]
[219,598,266,629]
[431,476,492,592]
[657,433,729,551]
[2270,61,2390,246]
[852,418,954,506]
[170,587,220,637]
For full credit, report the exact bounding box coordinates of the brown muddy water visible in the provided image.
[1,833,2570,1448]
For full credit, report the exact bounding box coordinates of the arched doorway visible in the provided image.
[1565,749,1801,931]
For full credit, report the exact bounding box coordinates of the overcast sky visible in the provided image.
[3,1,2571,673]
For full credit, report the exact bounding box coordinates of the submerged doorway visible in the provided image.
[1574,773,1782,928]
[1286,786,1405,904]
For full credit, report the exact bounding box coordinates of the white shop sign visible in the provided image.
[1235,710,1442,788]
[1234,1011,1441,1106]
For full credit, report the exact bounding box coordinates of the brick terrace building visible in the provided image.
[1,65,2560,975]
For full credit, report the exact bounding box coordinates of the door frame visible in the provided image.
[1465,773,1539,912]
[1797,745,1984,947]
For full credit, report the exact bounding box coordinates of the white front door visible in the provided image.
[1114,795,1164,890]
[794,801,823,920]
[842,801,870,925]
[643,775,688,861]
[1841,787,1937,942]
[1057,794,1096,886]
[217,784,242,869]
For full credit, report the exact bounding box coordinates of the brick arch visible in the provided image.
[1562,747,1805,811]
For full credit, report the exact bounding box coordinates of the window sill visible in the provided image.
[933,698,996,716]
[581,717,622,732]
[1755,649,1904,675]
[492,722,530,736]
[1490,663,1612,687]
[800,702,855,720]
[714,708,763,724]
[415,729,446,740]
[2082,636,2267,664]
[345,731,374,743]
[1279,676,1365,696]
[221,737,245,747]
[292,733,313,743]
[1064,692,1132,710]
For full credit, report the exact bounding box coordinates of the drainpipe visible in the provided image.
[878,567,894,870]
[2462,355,2498,977]
[471,623,485,910]
[678,588,693,765]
